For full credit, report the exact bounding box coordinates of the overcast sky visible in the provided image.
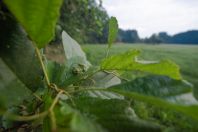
[102,0,198,38]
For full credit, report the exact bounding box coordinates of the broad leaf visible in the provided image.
[45,61,82,87]
[108,17,118,48]
[4,0,63,48]
[101,50,181,80]
[62,31,91,70]
[0,14,43,91]
[84,71,122,99]
[111,75,192,98]
[70,97,162,132]
[92,71,121,88]
[45,61,97,87]
[53,101,104,132]
[108,88,198,121]
[0,59,32,109]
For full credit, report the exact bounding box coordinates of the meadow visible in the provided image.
[83,44,198,98]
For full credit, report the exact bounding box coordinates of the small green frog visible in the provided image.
[71,63,86,75]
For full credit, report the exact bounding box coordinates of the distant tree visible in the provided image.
[158,32,171,43]
[118,29,140,43]
[170,30,198,44]
[144,34,162,44]
[52,0,109,44]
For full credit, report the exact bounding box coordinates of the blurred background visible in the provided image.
[46,0,198,98]
[51,0,198,45]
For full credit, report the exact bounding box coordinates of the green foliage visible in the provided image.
[72,97,162,132]
[0,13,42,109]
[110,75,192,98]
[0,1,198,131]
[59,0,109,43]
[118,29,140,43]
[108,88,198,121]
[108,17,118,48]
[54,101,104,132]
[0,14,43,91]
[0,59,32,109]
[101,50,181,80]
[4,0,63,48]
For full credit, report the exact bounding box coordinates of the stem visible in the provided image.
[33,93,43,101]
[68,87,108,94]
[6,111,48,121]
[34,44,50,86]
[106,48,110,58]
[50,111,56,132]
[83,69,100,81]
[49,91,63,131]
[103,70,129,81]
[50,91,63,110]
[62,91,76,107]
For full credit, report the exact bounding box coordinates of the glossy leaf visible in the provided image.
[108,17,118,48]
[101,50,181,80]
[4,0,63,48]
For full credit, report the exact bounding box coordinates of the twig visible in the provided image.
[106,48,110,58]
[5,111,48,121]
[103,70,129,81]
[49,91,63,110]
[33,43,50,86]
[49,91,63,132]
[68,87,108,94]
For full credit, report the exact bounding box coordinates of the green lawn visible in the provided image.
[83,44,198,98]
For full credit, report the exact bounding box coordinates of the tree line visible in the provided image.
[52,0,198,45]
[140,30,198,44]
[52,0,109,44]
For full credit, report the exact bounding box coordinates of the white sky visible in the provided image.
[102,0,198,38]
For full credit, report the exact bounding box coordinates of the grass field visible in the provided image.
[83,44,198,98]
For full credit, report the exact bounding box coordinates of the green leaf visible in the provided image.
[111,75,192,98]
[45,61,69,86]
[108,88,198,121]
[62,31,91,70]
[45,60,96,87]
[45,60,80,87]
[101,50,181,80]
[111,75,197,105]
[108,17,118,48]
[92,71,121,88]
[43,96,53,132]
[4,0,63,48]
[83,71,122,99]
[70,97,162,132]
[54,101,104,132]
[0,59,32,109]
[0,14,43,91]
